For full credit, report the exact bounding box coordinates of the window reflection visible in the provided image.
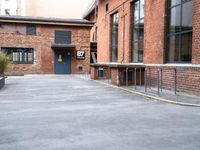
[111,12,119,62]
[132,0,144,62]
[167,0,193,63]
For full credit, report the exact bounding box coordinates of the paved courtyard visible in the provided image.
[0,75,200,150]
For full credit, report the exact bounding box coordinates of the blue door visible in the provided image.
[54,50,71,74]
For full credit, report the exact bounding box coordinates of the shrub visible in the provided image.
[0,52,11,74]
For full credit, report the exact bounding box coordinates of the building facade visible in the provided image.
[83,0,98,64]
[0,0,26,16]
[90,0,200,95]
[0,16,93,75]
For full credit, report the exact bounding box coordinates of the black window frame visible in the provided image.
[131,0,145,63]
[26,24,37,35]
[166,0,193,63]
[1,48,34,64]
[55,30,72,44]
[110,12,119,62]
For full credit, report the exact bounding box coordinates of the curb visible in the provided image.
[94,80,200,107]
[74,75,200,108]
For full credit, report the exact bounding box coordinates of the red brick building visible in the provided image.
[83,1,98,64]
[0,16,93,74]
[90,0,200,95]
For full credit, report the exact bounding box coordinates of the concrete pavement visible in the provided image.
[0,75,200,150]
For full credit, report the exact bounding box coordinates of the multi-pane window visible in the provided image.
[111,12,119,62]
[55,30,72,44]
[166,0,193,63]
[131,0,144,63]
[1,48,34,64]
[26,25,37,35]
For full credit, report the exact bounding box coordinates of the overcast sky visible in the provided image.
[26,0,94,19]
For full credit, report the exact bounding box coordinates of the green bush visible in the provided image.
[0,52,11,74]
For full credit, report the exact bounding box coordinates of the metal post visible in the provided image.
[157,69,160,96]
[139,68,142,86]
[160,68,163,92]
[145,67,147,92]
[134,68,137,89]
[108,67,111,84]
[149,68,151,89]
[126,68,128,86]
[174,68,177,95]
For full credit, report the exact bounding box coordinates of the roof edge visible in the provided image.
[0,15,94,27]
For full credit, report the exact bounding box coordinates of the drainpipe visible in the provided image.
[121,2,125,64]
[94,0,97,42]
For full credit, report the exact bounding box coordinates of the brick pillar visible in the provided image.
[90,66,98,80]
[192,0,200,64]
[111,68,122,86]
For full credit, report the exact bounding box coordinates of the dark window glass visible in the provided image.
[98,68,105,77]
[169,6,181,33]
[167,0,193,63]
[1,48,34,64]
[111,12,119,62]
[105,3,109,12]
[181,32,192,61]
[26,25,36,35]
[131,0,144,62]
[168,35,180,62]
[123,70,133,82]
[181,1,193,31]
[55,30,71,44]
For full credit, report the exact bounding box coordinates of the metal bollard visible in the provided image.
[160,68,163,92]
[126,68,128,87]
[134,68,137,89]
[145,67,147,92]
[157,69,160,96]
[174,68,177,95]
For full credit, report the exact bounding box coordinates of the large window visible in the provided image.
[1,48,34,64]
[131,0,144,63]
[166,0,193,63]
[111,12,119,62]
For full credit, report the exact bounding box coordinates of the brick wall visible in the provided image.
[95,0,200,95]
[192,0,200,64]
[0,23,91,74]
[147,66,200,95]
[97,0,133,63]
[144,0,166,64]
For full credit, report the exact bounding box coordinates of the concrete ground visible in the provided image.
[0,75,200,150]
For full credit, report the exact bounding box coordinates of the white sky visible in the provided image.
[26,0,94,19]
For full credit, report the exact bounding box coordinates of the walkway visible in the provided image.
[0,75,200,150]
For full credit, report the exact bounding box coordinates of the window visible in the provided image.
[26,25,36,35]
[111,12,119,62]
[105,3,109,12]
[123,70,133,82]
[98,68,105,78]
[5,9,10,15]
[166,0,193,63]
[55,30,71,44]
[131,0,144,62]
[1,48,34,64]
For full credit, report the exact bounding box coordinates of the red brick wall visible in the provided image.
[95,0,200,94]
[147,66,200,95]
[0,23,91,74]
[144,0,166,64]
[192,0,200,64]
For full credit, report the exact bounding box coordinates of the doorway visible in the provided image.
[54,50,71,74]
